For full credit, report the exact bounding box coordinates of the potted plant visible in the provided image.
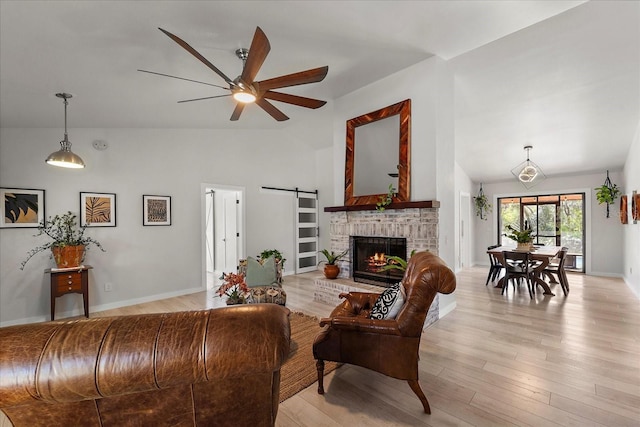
[504,225,534,250]
[216,272,249,304]
[259,249,286,269]
[21,211,105,270]
[318,249,348,279]
[377,250,418,273]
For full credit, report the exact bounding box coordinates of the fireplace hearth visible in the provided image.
[351,236,407,287]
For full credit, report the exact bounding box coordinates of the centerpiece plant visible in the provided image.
[504,225,535,250]
[21,211,105,270]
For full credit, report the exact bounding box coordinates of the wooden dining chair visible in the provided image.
[543,247,569,296]
[502,251,540,299]
[485,245,503,286]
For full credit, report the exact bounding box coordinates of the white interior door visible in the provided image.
[459,192,471,270]
[295,193,319,273]
[222,192,239,272]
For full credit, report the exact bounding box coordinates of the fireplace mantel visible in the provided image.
[324,200,439,212]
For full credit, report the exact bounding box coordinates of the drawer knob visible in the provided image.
[67,275,73,279]
[68,286,72,291]
[67,280,73,285]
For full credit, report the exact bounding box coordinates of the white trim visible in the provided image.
[439,301,457,318]
[0,286,203,328]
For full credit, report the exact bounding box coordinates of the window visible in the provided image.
[498,193,585,272]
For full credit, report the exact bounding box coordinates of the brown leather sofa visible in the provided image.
[0,304,290,427]
[313,251,456,413]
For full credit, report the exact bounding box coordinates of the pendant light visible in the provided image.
[45,93,85,169]
[510,145,545,189]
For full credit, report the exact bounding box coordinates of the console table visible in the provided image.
[45,265,92,321]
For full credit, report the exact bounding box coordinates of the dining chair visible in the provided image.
[502,251,541,299]
[485,245,503,286]
[543,247,569,296]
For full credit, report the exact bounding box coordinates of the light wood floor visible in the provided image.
[9,268,640,426]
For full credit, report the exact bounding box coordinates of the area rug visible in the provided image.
[279,312,340,402]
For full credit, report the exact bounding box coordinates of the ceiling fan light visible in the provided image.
[232,91,256,103]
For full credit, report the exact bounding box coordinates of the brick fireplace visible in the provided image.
[315,201,441,328]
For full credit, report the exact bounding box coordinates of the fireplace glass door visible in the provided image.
[351,236,407,286]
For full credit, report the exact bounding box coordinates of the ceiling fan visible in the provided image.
[139,26,329,121]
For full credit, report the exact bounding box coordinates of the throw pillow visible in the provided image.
[369,282,406,320]
[246,256,277,287]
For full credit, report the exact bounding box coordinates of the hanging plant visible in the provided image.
[473,184,492,220]
[595,170,621,218]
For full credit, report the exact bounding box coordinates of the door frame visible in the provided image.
[459,191,471,271]
[201,183,246,289]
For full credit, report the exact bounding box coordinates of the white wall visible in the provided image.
[0,127,322,325]
[472,171,625,277]
[331,56,457,317]
[622,122,640,297]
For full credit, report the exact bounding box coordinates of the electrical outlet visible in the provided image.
[104,282,113,292]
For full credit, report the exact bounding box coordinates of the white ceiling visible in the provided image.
[1,1,638,182]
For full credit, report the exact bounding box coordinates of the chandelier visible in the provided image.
[510,145,545,189]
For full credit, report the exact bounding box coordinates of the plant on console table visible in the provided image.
[217,272,249,305]
[318,249,348,279]
[504,225,535,250]
[20,211,105,270]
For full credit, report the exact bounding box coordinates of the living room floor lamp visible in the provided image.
[45,93,85,169]
[511,145,545,189]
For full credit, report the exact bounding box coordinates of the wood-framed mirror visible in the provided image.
[344,99,411,206]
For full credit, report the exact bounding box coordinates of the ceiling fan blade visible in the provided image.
[177,94,231,103]
[256,98,289,121]
[138,69,230,90]
[255,66,328,91]
[240,27,270,84]
[262,91,326,109]
[158,27,234,85]
[230,103,245,121]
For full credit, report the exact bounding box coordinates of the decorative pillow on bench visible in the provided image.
[369,282,406,320]
[246,256,278,287]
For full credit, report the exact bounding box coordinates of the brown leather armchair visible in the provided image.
[0,304,290,427]
[313,251,456,414]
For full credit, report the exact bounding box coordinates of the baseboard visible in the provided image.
[439,300,457,318]
[0,286,205,328]
[587,271,624,279]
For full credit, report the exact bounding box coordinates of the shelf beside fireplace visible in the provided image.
[324,200,439,212]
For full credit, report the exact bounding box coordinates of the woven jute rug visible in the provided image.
[278,312,340,402]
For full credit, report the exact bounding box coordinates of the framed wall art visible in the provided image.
[80,192,116,227]
[633,190,639,224]
[1,187,45,228]
[620,195,628,224]
[143,195,171,226]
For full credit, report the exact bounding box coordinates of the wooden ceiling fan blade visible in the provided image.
[240,27,270,84]
[138,69,230,90]
[263,91,326,109]
[256,98,289,121]
[158,27,234,85]
[230,103,245,121]
[177,94,231,103]
[256,66,328,91]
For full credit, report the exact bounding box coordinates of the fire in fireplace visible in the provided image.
[351,236,407,287]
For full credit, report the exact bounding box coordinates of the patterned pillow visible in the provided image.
[369,282,406,320]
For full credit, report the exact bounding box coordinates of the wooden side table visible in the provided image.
[45,265,93,321]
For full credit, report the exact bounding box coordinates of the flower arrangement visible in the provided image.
[21,211,105,270]
[217,272,249,304]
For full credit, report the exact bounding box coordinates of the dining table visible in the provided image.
[487,245,563,296]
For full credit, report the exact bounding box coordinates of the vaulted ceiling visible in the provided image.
[1,1,637,182]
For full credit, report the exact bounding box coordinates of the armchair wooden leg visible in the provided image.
[316,359,325,394]
[407,380,431,414]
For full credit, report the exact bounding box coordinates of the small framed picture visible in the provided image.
[80,192,116,227]
[1,187,45,228]
[143,195,171,226]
